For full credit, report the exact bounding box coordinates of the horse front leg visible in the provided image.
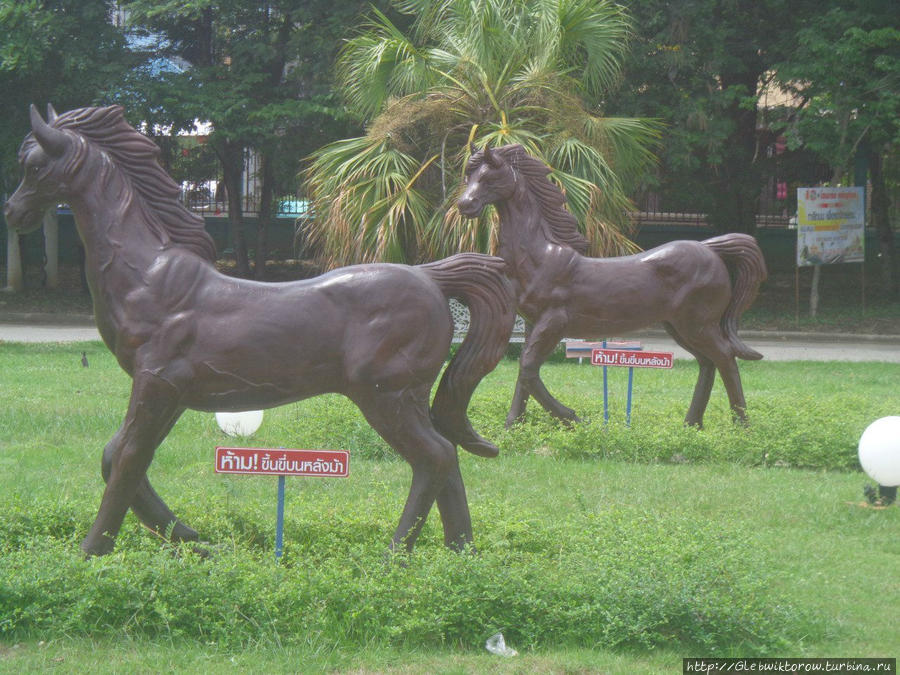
[434,460,474,551]
[101,415,198,543]
[82,374,183,557]
[505,323,532,428]
[505,375,530,428]
[518,310,580,424]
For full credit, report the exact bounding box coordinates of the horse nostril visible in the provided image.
[457,196,476,214]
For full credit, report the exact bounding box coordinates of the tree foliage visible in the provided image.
[774,1,899,173]
[117,0,376,276]
[606,0,830,233]
[304,0,661,267]
[771,0,898,294]
[0,0,129,197]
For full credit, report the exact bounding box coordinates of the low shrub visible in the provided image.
[0,497,815,653]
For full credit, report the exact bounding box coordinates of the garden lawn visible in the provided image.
[1,342,898,673]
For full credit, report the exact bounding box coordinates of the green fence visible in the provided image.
[1,211,895,276]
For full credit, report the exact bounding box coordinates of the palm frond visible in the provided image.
[552,0,632,96]
[305,0,657,263]
[338,9,434,118]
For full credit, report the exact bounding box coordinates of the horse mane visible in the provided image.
[36,106,218,262]
[468,144,589,254]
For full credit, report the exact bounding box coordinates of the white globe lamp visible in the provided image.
[215,410,264,437]
[858,416,900,506]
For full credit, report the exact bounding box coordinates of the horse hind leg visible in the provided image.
[664,322,716,428]
[505,375,530,428]
[505,324,531,428]
[668,322,749,426]
[716,353,748,424]
[434,460,474,552]
[354,385,472,553]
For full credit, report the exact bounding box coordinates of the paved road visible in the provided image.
[638,331,900,363]
[0,323,102,344]
[1,321,899,362]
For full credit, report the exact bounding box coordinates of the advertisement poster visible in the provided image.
[796,187,865,266]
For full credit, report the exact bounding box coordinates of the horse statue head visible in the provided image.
[458,143,589,254]
[457,143,520,218]
[4,105,72,234]
[5,104,216,262]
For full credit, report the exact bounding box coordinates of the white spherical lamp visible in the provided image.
[858,416,900,487]
[215,410,264,437]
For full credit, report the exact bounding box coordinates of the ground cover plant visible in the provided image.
[1,342,898,672]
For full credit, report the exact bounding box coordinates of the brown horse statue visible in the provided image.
[4,105,515,557]
[457,143,767,429]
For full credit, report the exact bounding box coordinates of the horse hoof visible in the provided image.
[383,548,411,568]
[504,413,525,429]
[553,410,582,428]
[185,542,212,559]
[447,539,478,555]
[170,521,200,542]
[460,438,500,458]
[80,534,116,558]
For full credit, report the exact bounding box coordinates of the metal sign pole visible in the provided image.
[602,340,609,426]
[275,475,286,560]
[215,447,350,561]
[591,343,673,427]
[626,367,634,428]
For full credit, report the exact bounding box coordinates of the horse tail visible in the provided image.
[420,253,516,457]
[702,233,768,360]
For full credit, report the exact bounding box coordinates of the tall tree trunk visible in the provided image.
[809,264,821,318]
[219,139,251,277]
[869,149,897,297]
[708,70,761,235]
[5,228,23,292]
[43,209,58,289]
[255,151,275,280]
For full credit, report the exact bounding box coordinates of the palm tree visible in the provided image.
[304,0,661,266]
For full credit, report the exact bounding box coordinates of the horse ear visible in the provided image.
[469,141,477,156]
[46,103,58,123]
[30,104,68,157]
[483,144,500,168]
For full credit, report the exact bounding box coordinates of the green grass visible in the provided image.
[1,343,899,673]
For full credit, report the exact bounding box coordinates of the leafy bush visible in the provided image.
[0,497,815,653]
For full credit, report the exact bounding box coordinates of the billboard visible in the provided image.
[796,187,865,266]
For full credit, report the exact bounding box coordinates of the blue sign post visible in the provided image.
[562,340,675,427]
[591,342,674,426]
[215,446,350,560]
[275,475,286,560]
[600,340,642,427]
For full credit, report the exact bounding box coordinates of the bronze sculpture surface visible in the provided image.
[458,143,767,428]
[4,105,515,557]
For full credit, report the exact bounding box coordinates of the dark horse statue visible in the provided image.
[4,105,515,557]
[457,143,767,429]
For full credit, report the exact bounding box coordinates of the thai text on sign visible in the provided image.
[591,349,673,369]
[796,186,864,266]
[215,447,349,477]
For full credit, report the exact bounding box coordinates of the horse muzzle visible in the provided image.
[457,193,484,218]
[3,192,44,234]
